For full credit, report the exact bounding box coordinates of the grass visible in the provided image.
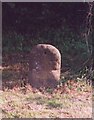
[1,79,92,118]
[26,94,47,105]
[1,57,92,118]
[47,99,62,108]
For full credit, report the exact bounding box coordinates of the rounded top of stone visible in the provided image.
[36,44,57,48]
[32,44,61,55]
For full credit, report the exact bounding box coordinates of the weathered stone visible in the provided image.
[29,44,61,88]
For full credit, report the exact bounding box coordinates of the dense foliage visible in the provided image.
[2,2,94,72]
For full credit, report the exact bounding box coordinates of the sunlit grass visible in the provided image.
[1,64,92,118]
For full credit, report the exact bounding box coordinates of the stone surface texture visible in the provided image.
[29,44,61,88]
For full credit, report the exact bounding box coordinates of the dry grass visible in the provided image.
[1,80,92,118]
[1,58,92,118]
